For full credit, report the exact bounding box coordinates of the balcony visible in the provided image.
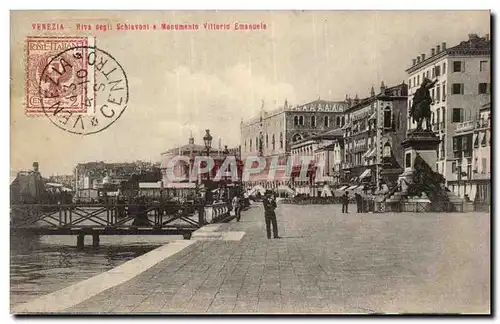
[456,120,475,133]
[476,119,490,129]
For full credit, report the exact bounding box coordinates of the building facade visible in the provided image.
[449,102,490,202]
[405,34,491,181]
[240,99,348,161]
[342,82,408,189]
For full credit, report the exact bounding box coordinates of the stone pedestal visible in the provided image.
[398,130,441,195]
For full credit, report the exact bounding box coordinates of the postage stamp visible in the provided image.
[38,45,129,135]
[25,36,94,116]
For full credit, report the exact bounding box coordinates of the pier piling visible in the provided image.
[76,233,85,250]
[92,234,100,248]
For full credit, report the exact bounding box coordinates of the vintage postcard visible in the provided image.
[10,10,491,314]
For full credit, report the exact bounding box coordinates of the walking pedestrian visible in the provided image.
[342,191,350,213]
[263,190,280,239]
[232,195,241,222]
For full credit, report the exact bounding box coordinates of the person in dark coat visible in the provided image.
[342,191,350,213]
[263,190,280,239]
[355,193,363,213]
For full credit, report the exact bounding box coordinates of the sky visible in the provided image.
[10,10,490,175]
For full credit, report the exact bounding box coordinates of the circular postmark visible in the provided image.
[38,46,129,135]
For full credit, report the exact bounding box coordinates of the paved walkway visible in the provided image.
[61,203,489,314]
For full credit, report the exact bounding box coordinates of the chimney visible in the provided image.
[421,53,426,61]
[417,56,421,64]
[442,42,446,50]
[431,48,435,56]
[412,58,416,66]
[485,34,490,41]
[354,94,359,105]
[370,86,375,97]
[33,162,39,173]
[436,45,440,53]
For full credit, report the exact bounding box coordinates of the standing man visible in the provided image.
[342,191,350,213]
[355,193,363,213]
[232,194,241,222]
[263,190,280,239]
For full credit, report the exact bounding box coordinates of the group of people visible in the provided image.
[340,191,370,213]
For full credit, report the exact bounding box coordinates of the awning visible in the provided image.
[359,169,372,179]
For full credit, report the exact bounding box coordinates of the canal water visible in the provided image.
[10,233,183,309]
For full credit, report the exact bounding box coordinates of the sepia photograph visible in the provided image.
[9,10,491,314]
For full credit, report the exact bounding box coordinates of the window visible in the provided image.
[405,152,411,168]
[443,62,446,74]
[422,72,426,81]
[431,88,435,102]
[435,65,441,76]
[265,134,269,148]
[480,60,489,72]
[442,81,446,101]
[383,143,392,158]
[417,75,420,85]
[299,116,304,126]
[453,61,463,72]
[272,134,275,150]
[383,106,392,128]
[440,135,445,158]
[431,112,435,125]
[311,116,316,127]
[452,161,457,173]
[478,83,490,94]
[409,78,412,88]
[452,108,463,123]
[324,116,329,127]
[280,132,283,149]
[436,85,441,102]
[432,67,435,78]
[293,116,298,126]
[336,116,341,126]
[482,158,487,173]
[436,108,440,124]
[413,77,416,86]
[249,139,252,151]
[256,137,258,150]
[441,107,445,126]
[341,116,345,126]
[453,137,461,151]
[452,83,464,95]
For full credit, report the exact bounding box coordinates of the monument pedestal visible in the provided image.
[398,129,441,195]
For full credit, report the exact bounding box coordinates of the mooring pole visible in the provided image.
[92,234,100,248]
[77,232,85,250]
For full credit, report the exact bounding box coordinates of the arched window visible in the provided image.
[383,143,392,158]
[280,132,283,149]
[292,133,302,142]
[272,134,275,150]
[294,116,299,126]
[336,116,341,126]
[341,116,345,126]
[265,134,269,148]
[299,116,304,126]
[311,116,316,127]
[324,116,329,127]
[249,139,252,151]
[383,106,392,128]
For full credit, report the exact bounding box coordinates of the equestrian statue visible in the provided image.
[410,77,438,131]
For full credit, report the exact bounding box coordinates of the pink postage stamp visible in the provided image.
[25,36,94,116]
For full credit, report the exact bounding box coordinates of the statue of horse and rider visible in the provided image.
[410,77,438,131]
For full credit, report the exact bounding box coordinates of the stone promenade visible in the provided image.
[64,203,490,314]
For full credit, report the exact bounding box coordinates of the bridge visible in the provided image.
[10,202,233,248]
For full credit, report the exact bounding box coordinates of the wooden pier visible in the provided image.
[10,202,233,248]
